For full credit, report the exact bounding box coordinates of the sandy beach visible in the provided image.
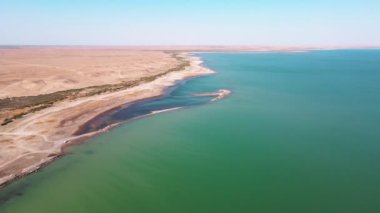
[0,48,215,187]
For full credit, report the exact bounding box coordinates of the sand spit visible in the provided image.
[194,89,232,102]
[0,53,214,187]
[150,107,183,115]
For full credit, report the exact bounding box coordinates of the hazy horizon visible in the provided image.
[1,0,379,46]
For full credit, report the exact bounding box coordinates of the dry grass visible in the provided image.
[0,51,189,125]
[0,48,181,98]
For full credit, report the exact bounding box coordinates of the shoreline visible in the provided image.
[0,53,216,188]
[73,74,199,136]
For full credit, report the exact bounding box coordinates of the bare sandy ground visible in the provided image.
[0,48,180,98]
[0,51,214,186]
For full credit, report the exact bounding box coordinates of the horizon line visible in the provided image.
[1,44,380,50]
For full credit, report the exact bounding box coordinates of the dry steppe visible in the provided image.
[0,48,180,98]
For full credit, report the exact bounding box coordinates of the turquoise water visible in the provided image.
[1,50,380,212]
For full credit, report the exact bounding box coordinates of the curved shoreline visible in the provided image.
[73,76,187,136]
[0,53,216,188]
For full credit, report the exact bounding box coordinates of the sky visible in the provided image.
[0,0,379,46]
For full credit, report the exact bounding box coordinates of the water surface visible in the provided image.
[1,50,380,212]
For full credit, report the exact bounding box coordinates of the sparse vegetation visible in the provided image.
[0,54,190,126]
[1,118,13,126]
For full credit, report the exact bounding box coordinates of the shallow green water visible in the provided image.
[1,50,380,212]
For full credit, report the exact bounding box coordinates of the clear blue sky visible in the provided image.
[1,0,379,46]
